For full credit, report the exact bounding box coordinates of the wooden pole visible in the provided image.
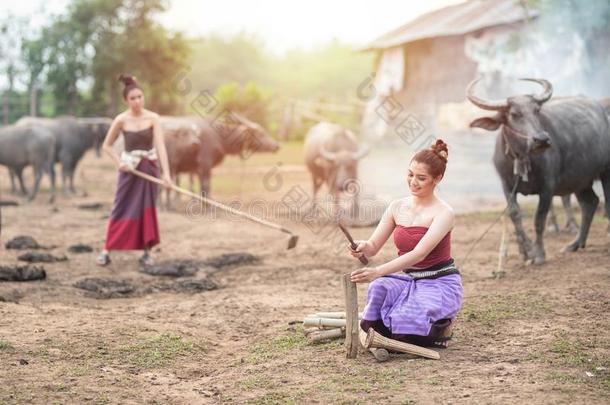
[129,168,298,249]
[343,273,359,359]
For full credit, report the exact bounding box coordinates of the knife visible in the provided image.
[338,223,369,265]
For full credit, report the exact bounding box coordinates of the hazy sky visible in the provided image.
[4,0,462,53]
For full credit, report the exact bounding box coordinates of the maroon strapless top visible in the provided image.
[393,225,452,269]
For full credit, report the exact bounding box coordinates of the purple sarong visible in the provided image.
[362,272,463,336]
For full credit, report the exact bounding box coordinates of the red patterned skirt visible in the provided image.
[104,159,160,250]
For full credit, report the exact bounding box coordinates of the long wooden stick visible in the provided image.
[343,273,359,359]
[130,168,298,248]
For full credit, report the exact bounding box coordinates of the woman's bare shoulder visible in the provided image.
[112,112,127,126]
[436,197,455,215]
[143,109,160,120]
[434,198,455,226]
[387,197,410,218]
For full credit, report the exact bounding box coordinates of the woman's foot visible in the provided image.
[96,250,111,266]
[138,250,154,266]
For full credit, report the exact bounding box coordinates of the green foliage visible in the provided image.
[213,81,272,127]
[8,1,373,126]
[16,0,190,117]
[0,339,13,350]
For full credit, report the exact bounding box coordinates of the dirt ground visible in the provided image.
[0,148,609,405]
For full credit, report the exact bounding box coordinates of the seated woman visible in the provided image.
[349,139,463,347]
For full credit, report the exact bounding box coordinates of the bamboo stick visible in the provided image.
[364,328,440,360]
[359,328,389,362]
[308,328,345,343]
[343,273,359,359]
[302,317,346,328]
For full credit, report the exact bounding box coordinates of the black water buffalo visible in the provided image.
[0,124,56,201]
[303,122,369,217]
[162,114,279,198]
[468,78,610,265]
[15,116,109,195]
[77,117,112,157]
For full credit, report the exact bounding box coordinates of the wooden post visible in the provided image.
[343,273,359,359]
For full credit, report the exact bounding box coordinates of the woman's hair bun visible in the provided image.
[118,73,138,87]
[431,139,448,162]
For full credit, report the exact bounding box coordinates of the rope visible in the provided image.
[459,175,520,266]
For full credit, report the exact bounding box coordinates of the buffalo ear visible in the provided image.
[470,116,502,131]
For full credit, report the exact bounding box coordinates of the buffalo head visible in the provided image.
[233,112,280,155]
[319,141,370,192]
[468,78,553,155]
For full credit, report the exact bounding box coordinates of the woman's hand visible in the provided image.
[350,266,381,283]
[161,173,173,190]
[118,162,132,172]
[348,240,373,259]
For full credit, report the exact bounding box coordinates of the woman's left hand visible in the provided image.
[350,266,381,283]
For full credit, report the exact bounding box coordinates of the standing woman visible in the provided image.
[349,140,463,347]
[96,74,172,267]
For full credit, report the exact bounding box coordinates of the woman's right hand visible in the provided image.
[118,162,132,172]
[348,240,371,259]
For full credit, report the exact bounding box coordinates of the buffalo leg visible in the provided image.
[28,166,43,201]
[8,168,18,194]
[310,175,323,215]
[547,199,560,233]
[49,162,57,194]
[66,160,77,195]
[502,180,534,261]
[532,189,553,265]
[60,164,69,196]
[12,168,29,196]
[563,185,599,252]
[69,168,76,194]
[46,160,56,204]
[600,171,610,239]
[561,194,578,233]
[199,170,211,198]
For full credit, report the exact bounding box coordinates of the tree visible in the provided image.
[27,0,190,116]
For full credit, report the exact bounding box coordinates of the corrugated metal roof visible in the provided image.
[366,0,537,50]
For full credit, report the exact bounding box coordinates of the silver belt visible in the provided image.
[404,260,459,280]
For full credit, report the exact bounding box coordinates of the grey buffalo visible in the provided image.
[304,122,369,218]
[0,123,56,201]
[468,78,610,265]
[162,114,279,198]
[15,116,109,195]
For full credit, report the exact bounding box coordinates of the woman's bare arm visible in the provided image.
[102,115,125,168]
[351,200,398,258]
[151,114,170,179]
[375,208,454,276]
